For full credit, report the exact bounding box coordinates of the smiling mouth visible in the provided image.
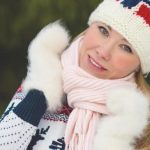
[89,56,107,70]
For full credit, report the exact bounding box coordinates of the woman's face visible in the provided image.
[79,22,140,79]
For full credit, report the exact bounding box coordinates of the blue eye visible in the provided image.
[120,44,133,53]
[98,26,109,37]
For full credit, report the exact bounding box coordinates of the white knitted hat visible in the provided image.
[88,0,150,74]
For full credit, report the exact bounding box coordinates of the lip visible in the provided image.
[88,55,107,71]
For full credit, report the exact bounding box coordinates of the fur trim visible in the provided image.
[93,87,149,150]
[22,21,70,112]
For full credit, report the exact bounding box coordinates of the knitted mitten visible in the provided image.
[13,89,47,126]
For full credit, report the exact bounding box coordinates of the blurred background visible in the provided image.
[0,0,150,115]
[0,0,101,115]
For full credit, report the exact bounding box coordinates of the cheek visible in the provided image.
[112,55,139,73]
[81,36,96,50]
[79,45,87,66]
[81,25,102,50]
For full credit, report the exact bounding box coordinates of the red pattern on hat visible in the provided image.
[136,4,150,26]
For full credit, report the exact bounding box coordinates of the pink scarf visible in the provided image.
[61,37,136,150]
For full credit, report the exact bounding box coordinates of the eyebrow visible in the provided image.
[107,25,112,31]
[100,22,112,31]
[122,38,130,45]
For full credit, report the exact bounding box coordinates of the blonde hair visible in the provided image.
[135,122,150,150]
[135,70,150,95]
[135,69,150,150]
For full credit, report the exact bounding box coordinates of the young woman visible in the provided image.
[0,0,150,150]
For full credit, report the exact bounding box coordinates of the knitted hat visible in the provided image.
[88,0,150,74]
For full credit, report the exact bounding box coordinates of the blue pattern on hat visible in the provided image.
[121,0,150,9]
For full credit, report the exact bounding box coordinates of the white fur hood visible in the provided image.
[22,21,150,150]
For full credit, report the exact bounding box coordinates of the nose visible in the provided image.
[96,40,114,60]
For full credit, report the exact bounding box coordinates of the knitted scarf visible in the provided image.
[61,37,136,150]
